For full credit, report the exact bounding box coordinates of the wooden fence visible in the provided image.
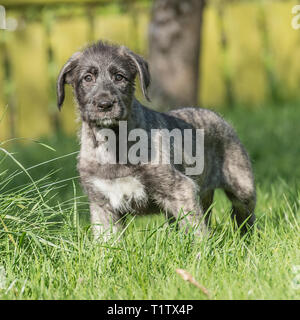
[0,0,299,139]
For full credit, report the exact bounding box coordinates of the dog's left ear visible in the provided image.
[124,49,151,101]
[56,51,82,110]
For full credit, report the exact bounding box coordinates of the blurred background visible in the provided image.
[1,0,300,139]
[0,0,300,206]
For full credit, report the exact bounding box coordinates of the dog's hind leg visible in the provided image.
[222,144,256,233]
[225,190,256,233]
[200,190,215,226]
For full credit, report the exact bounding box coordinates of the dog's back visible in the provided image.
[140,104,256,232]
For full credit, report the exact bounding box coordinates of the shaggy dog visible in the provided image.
[57,41,256,240]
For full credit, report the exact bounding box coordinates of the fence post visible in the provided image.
[216,0,235,108]
[257,2,282,104]
[86,4,96,43]
[128,0,140,53]
[43,9,62,134]
[1,30,17,139]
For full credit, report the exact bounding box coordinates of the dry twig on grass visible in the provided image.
[176,268,211,299]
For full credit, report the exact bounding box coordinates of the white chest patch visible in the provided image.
[91,176,147,211]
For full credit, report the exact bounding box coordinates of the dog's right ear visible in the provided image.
[56,52,82,110]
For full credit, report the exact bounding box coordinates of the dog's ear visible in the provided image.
[124,49,151,102]
[56,51,82,110]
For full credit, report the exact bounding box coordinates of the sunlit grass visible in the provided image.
[0,179,299,299]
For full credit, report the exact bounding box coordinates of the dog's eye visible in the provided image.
[84,74,94,82]
[114,74,124,82]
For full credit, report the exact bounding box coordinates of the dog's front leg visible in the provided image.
[89,201,123,242]
[152,170,208,237]
[162,196,207,237]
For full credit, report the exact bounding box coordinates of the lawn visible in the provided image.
[0,103,299,300]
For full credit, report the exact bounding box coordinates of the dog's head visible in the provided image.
[57,41,150,126]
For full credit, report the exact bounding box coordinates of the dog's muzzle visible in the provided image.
[92,98,115,111]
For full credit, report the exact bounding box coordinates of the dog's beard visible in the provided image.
[95,118,119,127]
[83,104,128,128]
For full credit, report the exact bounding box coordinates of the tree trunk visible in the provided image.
[148,0,206,111]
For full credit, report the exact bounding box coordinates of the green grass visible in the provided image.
[0,103,299,300]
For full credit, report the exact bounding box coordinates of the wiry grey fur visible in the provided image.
[57,41,256,240]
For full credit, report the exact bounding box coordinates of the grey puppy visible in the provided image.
[57,41,256,240]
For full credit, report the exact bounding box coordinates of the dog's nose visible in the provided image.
[97,100,114,110]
